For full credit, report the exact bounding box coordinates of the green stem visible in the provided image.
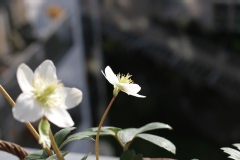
[115,135,124,148]
[49,129,64,160]
[124,140,133,151]
[95,96,116,160]
[0,85,53,156]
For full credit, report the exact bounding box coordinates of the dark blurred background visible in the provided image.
[1,0,240,159]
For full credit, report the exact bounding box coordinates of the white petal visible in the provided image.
[102,66,119,85]
[34,60,57,82]
[122,90,146,98]
[120,84,145,98]
[13,93,44,122]
[45,108,74,128]
[17,63,34,93]
[120,83,141,93]
[63,87,83,109]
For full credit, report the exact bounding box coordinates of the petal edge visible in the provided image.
[13,93,44,122]
[17,63,34,93]
[45,108,74,128]
[104,66,119,85]
[64,87,83,109]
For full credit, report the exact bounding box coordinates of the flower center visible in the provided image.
[33,77,65,108]
[117,73,133,84]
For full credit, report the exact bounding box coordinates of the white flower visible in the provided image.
[101,66,145,98]
[13,60,83,128]
[221,144,240,160]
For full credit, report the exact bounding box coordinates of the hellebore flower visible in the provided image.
[13,60,82,128]
[221,144,240,160]
[101,66,145,98]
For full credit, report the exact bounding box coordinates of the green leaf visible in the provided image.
[138,122,172,133]
[117,128,139,145]
[136,133,176,154]
[107,127,122,134]
[81,152,91,160]
[46,151,69,160]
[86,126,121,136]
[120,150,143,160]
[117,122,172,145]
[80,130,115,137]
[57,127,118,150]
[59,132,94,149]
[54,127,76,147]
[24,150,48,160]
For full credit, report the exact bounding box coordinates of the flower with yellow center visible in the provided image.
[101,66,145,98]
[13,60,83,128]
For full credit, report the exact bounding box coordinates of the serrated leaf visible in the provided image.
[138,122,172,133]
[59,133,94,149]
[46,151,69,160]
[24,150,48,160]
[81,152,91,160]
[54,127,76,147]
[120,150,143,160]
[136,133,176,154]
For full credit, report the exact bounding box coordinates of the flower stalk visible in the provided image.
[0,85,53,156]
[49,128,64,160]
[96,66,145,160]
[95,96,116,160]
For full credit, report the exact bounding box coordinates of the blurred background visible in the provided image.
[1,0,240,159]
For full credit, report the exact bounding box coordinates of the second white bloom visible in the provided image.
[102,66,145,98]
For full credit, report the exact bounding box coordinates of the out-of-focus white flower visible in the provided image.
[221,144,240,160]
[101,66,145,98]
[13,60,83,128]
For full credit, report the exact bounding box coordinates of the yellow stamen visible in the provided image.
[33,77,64,108]
[117,73,133,84]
